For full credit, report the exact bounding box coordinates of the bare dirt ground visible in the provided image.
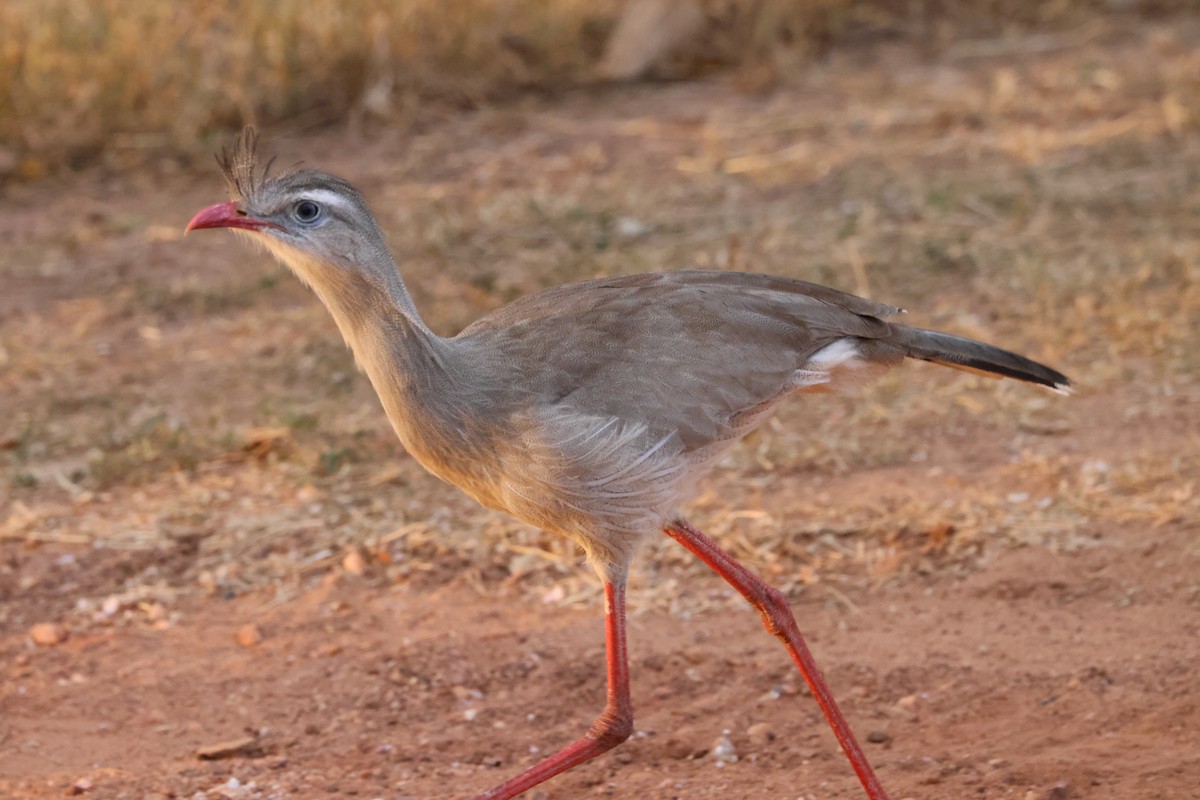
[2,15,1199,800]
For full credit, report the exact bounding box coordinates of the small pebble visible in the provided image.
[711,730,738,764]
[342,550,366,575]
[1048,781,1070,800]
[235,624,263,648]
[29,622,67,646]
[746,722,776,747]
[664,738,692,760]
[195,736,258,760]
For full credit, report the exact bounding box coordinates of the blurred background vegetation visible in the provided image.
[1,0,1185,179]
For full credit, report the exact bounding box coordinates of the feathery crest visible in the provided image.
[216,126,277,202]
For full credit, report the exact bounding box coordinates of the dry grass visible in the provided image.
[0,0,1139,177]
[1,0,617,174]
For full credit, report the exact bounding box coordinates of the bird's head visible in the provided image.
[186,128,393,291]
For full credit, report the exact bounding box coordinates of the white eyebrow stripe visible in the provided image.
[301,188,354,211]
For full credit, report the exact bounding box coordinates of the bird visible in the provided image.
[186,128,1069,800]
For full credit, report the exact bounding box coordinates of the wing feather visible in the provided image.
[457,270,896,451]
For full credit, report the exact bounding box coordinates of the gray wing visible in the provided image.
[455,270,901,452]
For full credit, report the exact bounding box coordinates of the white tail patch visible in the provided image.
[807,339,864,371]
[802,338,892,393]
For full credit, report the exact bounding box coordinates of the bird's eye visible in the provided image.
[293,200,322,223]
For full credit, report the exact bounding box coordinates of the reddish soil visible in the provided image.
[3,15,1199,800]
[3,487,1199,800]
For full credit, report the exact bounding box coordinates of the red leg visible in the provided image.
[474,580,633,800]
[664,519,890,800]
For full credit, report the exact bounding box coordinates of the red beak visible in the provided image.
[185,201,281,234]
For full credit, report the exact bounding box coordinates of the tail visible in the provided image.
[896,327,1071,394]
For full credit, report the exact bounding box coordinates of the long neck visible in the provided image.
[269,241,517,512]
[321,269,443,380]
[263,237,455,407]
